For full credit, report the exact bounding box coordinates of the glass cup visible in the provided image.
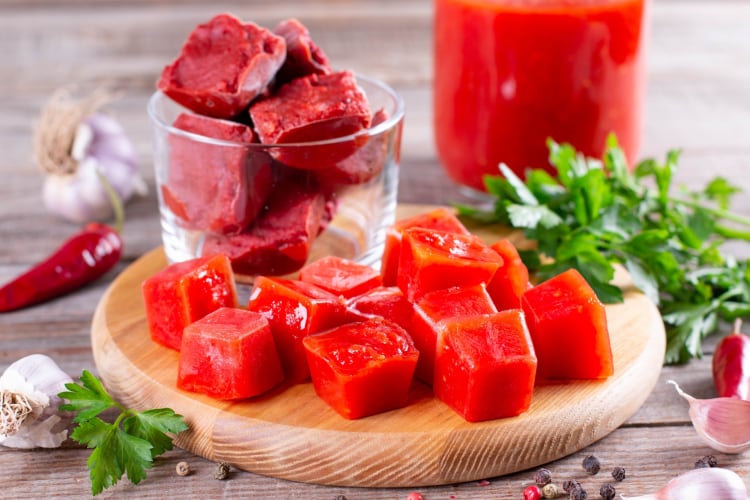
[433,0,649,194]
[148,74,404,281]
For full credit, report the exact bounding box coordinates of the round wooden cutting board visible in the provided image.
[91,204,665,488]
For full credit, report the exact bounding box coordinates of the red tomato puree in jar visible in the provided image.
[434,0,648,191]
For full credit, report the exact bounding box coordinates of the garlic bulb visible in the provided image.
[0,354,73,448]
[621,467,748,499]
[670,380,750,453]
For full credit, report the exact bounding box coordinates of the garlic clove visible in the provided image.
[621,467,748,500]
[670,380,750,454]
[0,354,73,449]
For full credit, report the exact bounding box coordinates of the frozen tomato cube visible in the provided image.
[397,227,503,302]
[202,174,328,276]
[247,276,349,383]
[487,239,532,311]
[303,318,419,419]
[141,254,238,351]
[434,309,537,422]
[177,307,284,400]
[273,18,331,84]
[521,269,614,381]
[411,284,497,385]
[249,71,371,168]
[163,112,273,235]
[157,14,286,118]
[381,208,470,286]
[347,286,414,332]
[299,255,382,299]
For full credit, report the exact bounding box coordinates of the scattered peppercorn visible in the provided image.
[523,484,542,500]
[535,467,553,486]
[599,483,616,500]
[214,462,231,480]
[406,492,424,500]
[541,482,560,498]
[563,479,581,493]
[611,466,626,482]
[334,496,348,500]
[694,455,718,468]
[175,461,191,477]
[570,486,587,500]
[582,455,601,475]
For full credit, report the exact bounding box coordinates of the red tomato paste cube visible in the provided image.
[411,284,497,385]
[299,255,382,299]
[487,239,532,311]
[247,276,349,383]
[381,207,470,286]
[521,269,614,381]
[141,254,238,351]
[157,13,286,118]
[303,318,419,419]
[434,309,537,422]
[177,307,284,400]
[347,286,415,332]
[273,18,331,84]
[202,174,329,276]
[249,71,371,168]
[397,227,502,302]
[163,112,273,235]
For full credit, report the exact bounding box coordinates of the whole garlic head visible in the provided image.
[0,354,73,448]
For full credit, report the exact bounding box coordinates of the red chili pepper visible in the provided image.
[0,223,122,312]
[712,319,750,400]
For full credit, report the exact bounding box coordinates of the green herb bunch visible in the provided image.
[458,136,750,364]
[59,370,189,495]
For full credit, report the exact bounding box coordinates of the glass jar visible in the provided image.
[434,0,649,193]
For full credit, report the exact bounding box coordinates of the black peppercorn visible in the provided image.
[611,466,626,482]
[694,455,718,468]
[570,486,587,500]
[582,455,601,475]
[334,496,348,500]
[214,462,231,480]
[563,479,581,493]
[535,467,553,486]
[599,483,616,500]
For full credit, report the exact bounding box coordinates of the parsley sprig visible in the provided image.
[458,136,750,364]
[59,370,189,496]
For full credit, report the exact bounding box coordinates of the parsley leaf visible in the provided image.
[59,370,188,495]
[458,135,750,364]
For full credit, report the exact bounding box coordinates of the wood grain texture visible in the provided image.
[90,205,665,487]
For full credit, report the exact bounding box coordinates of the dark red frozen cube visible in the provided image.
[487,239,532,311]
[158,13,286,118]
[177,307,285,400]
[434,309,537,422]
[247,276,350,383]
[141,254,238,351]
[163,112,273,235]
[273,18,331,84]
[249,71,371,168]
[411,284,497,385]
[303,318,419,419]
[299,255,382,299]
[201,174,329,276]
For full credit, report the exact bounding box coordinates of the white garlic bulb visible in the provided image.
[0,354,73,448]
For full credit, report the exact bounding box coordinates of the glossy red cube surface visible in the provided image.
[347,286,415,333]
[303,318,419,419]
[299,255,382,299]
[247,276,349,383]
[521,269,614,381]
[177,307,284,399]
[487,239,532,311]
[434,309,537,422]
[142,254,238,351]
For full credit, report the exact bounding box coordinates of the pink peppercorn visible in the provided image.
[523,484,542,500]
[406,492,424,500]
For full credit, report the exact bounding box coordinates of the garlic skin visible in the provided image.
[43,112,147,223]
[621,467,748,500]
[0,354,73,449]
[670,380,750,454]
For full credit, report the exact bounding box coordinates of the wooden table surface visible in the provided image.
[2,0,750,498]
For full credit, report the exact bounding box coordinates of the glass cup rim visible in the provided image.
[147,73,405,149]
